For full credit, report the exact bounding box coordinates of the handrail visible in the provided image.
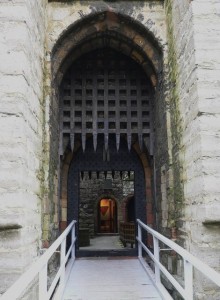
[0,220,77,300]
[137,219,220,300]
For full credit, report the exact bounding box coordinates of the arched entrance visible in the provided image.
[63,47,154,249]
[51,11,166,255]
[98,198,117,233]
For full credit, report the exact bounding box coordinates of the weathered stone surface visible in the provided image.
[0,0,46,295]
[166,0,220,297]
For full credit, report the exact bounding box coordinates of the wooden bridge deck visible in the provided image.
[62,257,162,300]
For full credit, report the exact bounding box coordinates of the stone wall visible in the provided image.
[79,172,134,237]
[189,1,220,298]
[0,0,46,294]
[164,0,191,241]
[189,0,220,256]
[166,0,220,298]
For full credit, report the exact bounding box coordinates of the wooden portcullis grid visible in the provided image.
[60,48,154,154]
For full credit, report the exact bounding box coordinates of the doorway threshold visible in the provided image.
[76,248,137,257]
[96,233,119,237]
[77,235,137,257]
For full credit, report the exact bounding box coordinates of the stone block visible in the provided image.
[0,51,30,76]
[0,21,29,46]
[0,3,29,21]
[0,74,29,95]
[0,227,39,251]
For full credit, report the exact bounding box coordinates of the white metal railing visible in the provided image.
[0,220,77,300]
[137,219,220,300]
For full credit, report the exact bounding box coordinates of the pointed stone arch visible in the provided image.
[51,11,163,87]
[45,8,170,251]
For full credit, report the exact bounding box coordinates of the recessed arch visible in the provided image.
[49,9,167,254]
[51,11,163,87]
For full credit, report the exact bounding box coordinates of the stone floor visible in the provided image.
[62,258,162,300]
[79,235,124,250]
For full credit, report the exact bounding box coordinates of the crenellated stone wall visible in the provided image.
[0,0,47,294]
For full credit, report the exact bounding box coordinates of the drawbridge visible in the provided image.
[1,220,220,300]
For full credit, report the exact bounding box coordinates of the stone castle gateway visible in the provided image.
[0,0,220,299]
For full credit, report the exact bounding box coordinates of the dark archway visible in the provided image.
[53,11,166,253]
[67,135,146,251]
[61,45,155,255]
[52,11,163,86]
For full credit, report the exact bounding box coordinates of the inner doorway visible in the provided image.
[98,198,117,233]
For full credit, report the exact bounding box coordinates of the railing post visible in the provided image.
[138,221,142,258]
[184,259,193,300]
[153,236,161,285]
[59,238,67,295]
[71,223,76,259]
[39,264,47,300]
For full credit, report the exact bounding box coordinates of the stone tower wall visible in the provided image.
[0,0,46,294]
[166,0,220,297]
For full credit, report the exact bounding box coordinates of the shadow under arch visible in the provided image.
[51,10,163,87]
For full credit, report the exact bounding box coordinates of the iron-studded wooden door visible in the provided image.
[60,48,154,155]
